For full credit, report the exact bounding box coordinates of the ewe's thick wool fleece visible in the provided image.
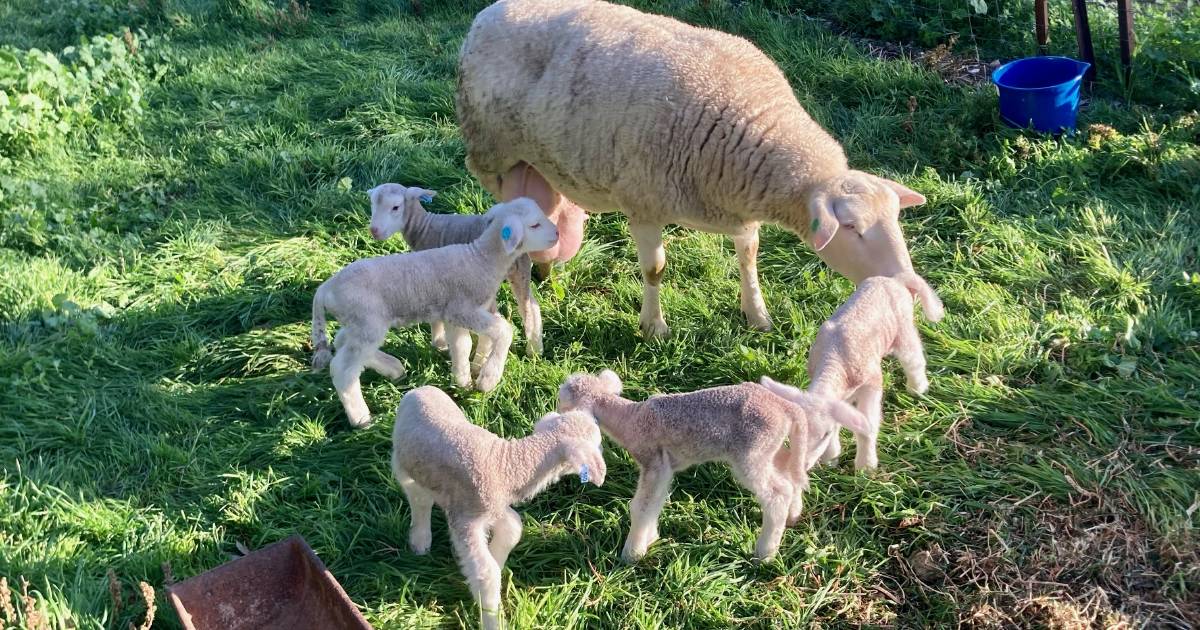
[456,0,848,234]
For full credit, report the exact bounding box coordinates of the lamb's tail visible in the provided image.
[894,271,944,322]
[311,283,333,371]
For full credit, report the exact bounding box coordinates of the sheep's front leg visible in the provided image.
[506,256,543,357]
[450,517,503,630]
[853,376,883,471]
[630,223,670,338]
[456,308,513,393]
[622,453,672,563]
[444,324,474,389]
[395,469,435,554]
[893,322,930,395]
[430,321,448,352]
[733,226,772,331]
[488,507,523,568]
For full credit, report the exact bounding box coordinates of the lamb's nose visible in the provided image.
[370,227,381,239]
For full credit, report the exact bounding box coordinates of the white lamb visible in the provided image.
[392,386,606,630]
[310,198,558,427]
[760,272,943,470]
[556,370,871,562]
[367,183,543,357]
[458,0,938,338]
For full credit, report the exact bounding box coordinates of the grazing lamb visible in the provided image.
[311,198,558,427]
[760,272,943,470]
[367,183,543,357]
[458,0,936,338]
[556,370,870,562]
[392,386,606,630]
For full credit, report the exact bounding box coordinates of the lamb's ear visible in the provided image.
[533,412,561,433]
[897,272,944,322]
[877,177,926,209]
[578,442,607,487]
[499,214,526,254]
[806,191,840,251]
[826,398,873,437]
[759,375,801,401]
[598,369,623,395]
[367,185,382,203]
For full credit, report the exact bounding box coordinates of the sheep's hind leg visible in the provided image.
[330,330,377,429]
[395,469,435,555]
[630,223,670,338]
[733,226,772,331]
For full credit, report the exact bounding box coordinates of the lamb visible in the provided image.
[760,272,943,471]
[310,198,558,427]
[367,183,543,357]
[391,386,606,630]
[458,0,937,338]
[556,370,871,562]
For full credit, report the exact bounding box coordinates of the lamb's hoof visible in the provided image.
[431,337,449,352]
[854,457,879,473]
[475,370,502,393]
[620,549,646,564]
[639,318,671,339]
[348,414,373,430]
[752,547,779,563]
[410,530,432,555]
[907,377,930,396]
[525,337,543,358]
[453,373,473,390]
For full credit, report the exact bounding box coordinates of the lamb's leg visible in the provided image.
[506,256,542,357]
[444,324,473,389]
[820,428,843,465]
[630,222,670,338]
[430,321,448,352]
[453,307,513,393]
[365,350,406,381]
[329,330,376,428]
[733,226,772,331]
[893,322,930,395]
[488,507,523,568]
[450,516,503,630]
[622,452,672,563]
[853,375,883,471]
[395,469,435,554]
[734,462,793,561]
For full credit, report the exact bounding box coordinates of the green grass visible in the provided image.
[1,0,1198,627]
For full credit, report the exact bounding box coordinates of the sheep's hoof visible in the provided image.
[744,310,773,332]
[410,530,432,555]
[431,337,449,352]
[907,376,930,396]
[639,318,671,339]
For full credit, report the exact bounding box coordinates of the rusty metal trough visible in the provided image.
[167,535,373,630]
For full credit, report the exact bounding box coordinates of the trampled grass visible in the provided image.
[1,0,1198,627]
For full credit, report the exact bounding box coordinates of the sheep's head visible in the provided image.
[803,170,935,293]
[533,411,606,487]
[489,198,559,256]
[557,369,623,413]
[367,183,436,241]
[759,376,873,470]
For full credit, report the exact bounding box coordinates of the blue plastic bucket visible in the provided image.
[991,56,1090,133]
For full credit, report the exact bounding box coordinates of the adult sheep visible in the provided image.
[457,0,939,337]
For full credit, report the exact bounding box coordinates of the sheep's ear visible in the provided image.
[759,375,801,401]
[598,369,622,395]
[499,215,526,254]
[806,191,840,251]
[897,272,944,322]
[826,398,873,437]
[877,177,926,210]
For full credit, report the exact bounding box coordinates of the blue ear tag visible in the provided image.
[501,226,512,241]
[579,464,590,484]
[419,194,433,204]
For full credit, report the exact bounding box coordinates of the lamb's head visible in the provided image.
[803,170,934,289]
[759,376,874,470]
[367,183,436,241]
[486,197,559,256]
[533,410,606,487]
[557,369,623,414]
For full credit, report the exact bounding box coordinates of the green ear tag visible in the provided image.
[501,226,512,241]
[810,217,821,233]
